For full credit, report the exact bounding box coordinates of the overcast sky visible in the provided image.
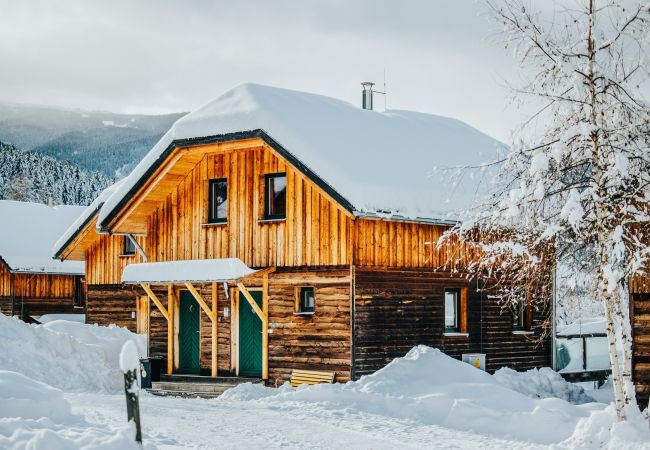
[0,0,539,142]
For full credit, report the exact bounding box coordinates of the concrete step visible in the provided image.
[147,389,224,399]
[159,374,262,385]
[151,381,234,394]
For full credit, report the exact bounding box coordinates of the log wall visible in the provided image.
[630,276,650,409]
[352,267,551,378]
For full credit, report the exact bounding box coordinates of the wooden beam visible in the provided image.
[141,284,168,320]
[211,282,218,378]
[236,266,276,283]
[236,283,266,321]
[184,282,216,321]
[167,285,175,375]
[110,149,187,231]
[262,273,269,381]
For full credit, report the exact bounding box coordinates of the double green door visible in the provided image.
[178,291,201,374]
[239,291,263,377]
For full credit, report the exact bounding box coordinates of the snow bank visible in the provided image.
[0,370,153,449]
[34,314,85,324]
[0,314,145,393]
[219,346,650,448]
[493,366,594,404]
[0,371,74,423]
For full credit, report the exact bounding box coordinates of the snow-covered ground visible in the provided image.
[1,314,649,449]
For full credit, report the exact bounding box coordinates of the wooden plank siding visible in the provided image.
[85,146,353,285]
[352,267,551,378]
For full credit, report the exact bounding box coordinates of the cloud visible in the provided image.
[0,0,525,141]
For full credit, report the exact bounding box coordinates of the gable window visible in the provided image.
[295,287,315,314]
[444,288,467,335]
[265,173,286,219]
[208,178,228,223]
[123,236,136,256]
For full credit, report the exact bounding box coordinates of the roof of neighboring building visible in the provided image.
[0,200,85,274]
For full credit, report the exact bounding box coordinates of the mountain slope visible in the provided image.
[0,102,185,176]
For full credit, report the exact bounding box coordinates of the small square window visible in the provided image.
[296,287,315,314]
[444,289,460,332]
[208,178,227,223]
[123,236,136,256]
[265,173,286,219]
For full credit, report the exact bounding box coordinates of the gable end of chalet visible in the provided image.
[98,129,356,232]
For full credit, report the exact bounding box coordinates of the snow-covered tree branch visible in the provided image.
[443,0,650,421]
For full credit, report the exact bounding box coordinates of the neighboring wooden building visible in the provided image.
[630,276,650,409]
[0,201,86,321]
[54,84,551,384]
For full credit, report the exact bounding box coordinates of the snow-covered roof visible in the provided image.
[52,179,126,259]
[97,83,504,228]
[121,258,257,284]
[556,317,606,336]
[0,200,85,274]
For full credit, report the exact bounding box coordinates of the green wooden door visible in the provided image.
[178,291,201,374]
[239,291,263,377]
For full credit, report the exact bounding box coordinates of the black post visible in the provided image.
[582,337,588,371]
[123,369,142,444]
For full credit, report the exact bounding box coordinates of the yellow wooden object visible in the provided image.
[141,284,168,320]
[211,282,218,378]
[290,370,335,387]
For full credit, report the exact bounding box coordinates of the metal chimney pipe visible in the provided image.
[361,82,374,110]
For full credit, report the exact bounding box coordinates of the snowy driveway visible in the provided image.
[67,392,542,450]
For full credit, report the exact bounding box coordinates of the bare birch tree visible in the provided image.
[445,0,650,420]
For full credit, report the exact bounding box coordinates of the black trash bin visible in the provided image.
[139,358,152,389]
[149,356,164,382]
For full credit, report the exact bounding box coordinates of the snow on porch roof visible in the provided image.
[121,258,258,284]
[97,83,505,228]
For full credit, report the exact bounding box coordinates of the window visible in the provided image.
[265,173,287,219]
[295,287,315,314]
[208,178,228,223]
[512,290,530,331]
[444,289,460,332]
[123,235,136,256]
[73,277,85,308]
[444,288,467,334]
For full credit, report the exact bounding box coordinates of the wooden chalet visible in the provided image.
[0,200,86,321]
[53,84,551,384]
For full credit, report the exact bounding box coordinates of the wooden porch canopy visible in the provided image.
[121,258,274,379]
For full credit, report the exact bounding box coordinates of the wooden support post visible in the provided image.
[167,285,174,375]
[141,284,168,320]
[211,282,218,378]
[262,273,269,381]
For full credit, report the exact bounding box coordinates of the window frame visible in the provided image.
[207,178,228,224]
[123,235,136,256]
[294,286,315,314]
[443,287,468,335]
[511,288,532,332]
[444,288,461,333]
[264,173,287,220]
